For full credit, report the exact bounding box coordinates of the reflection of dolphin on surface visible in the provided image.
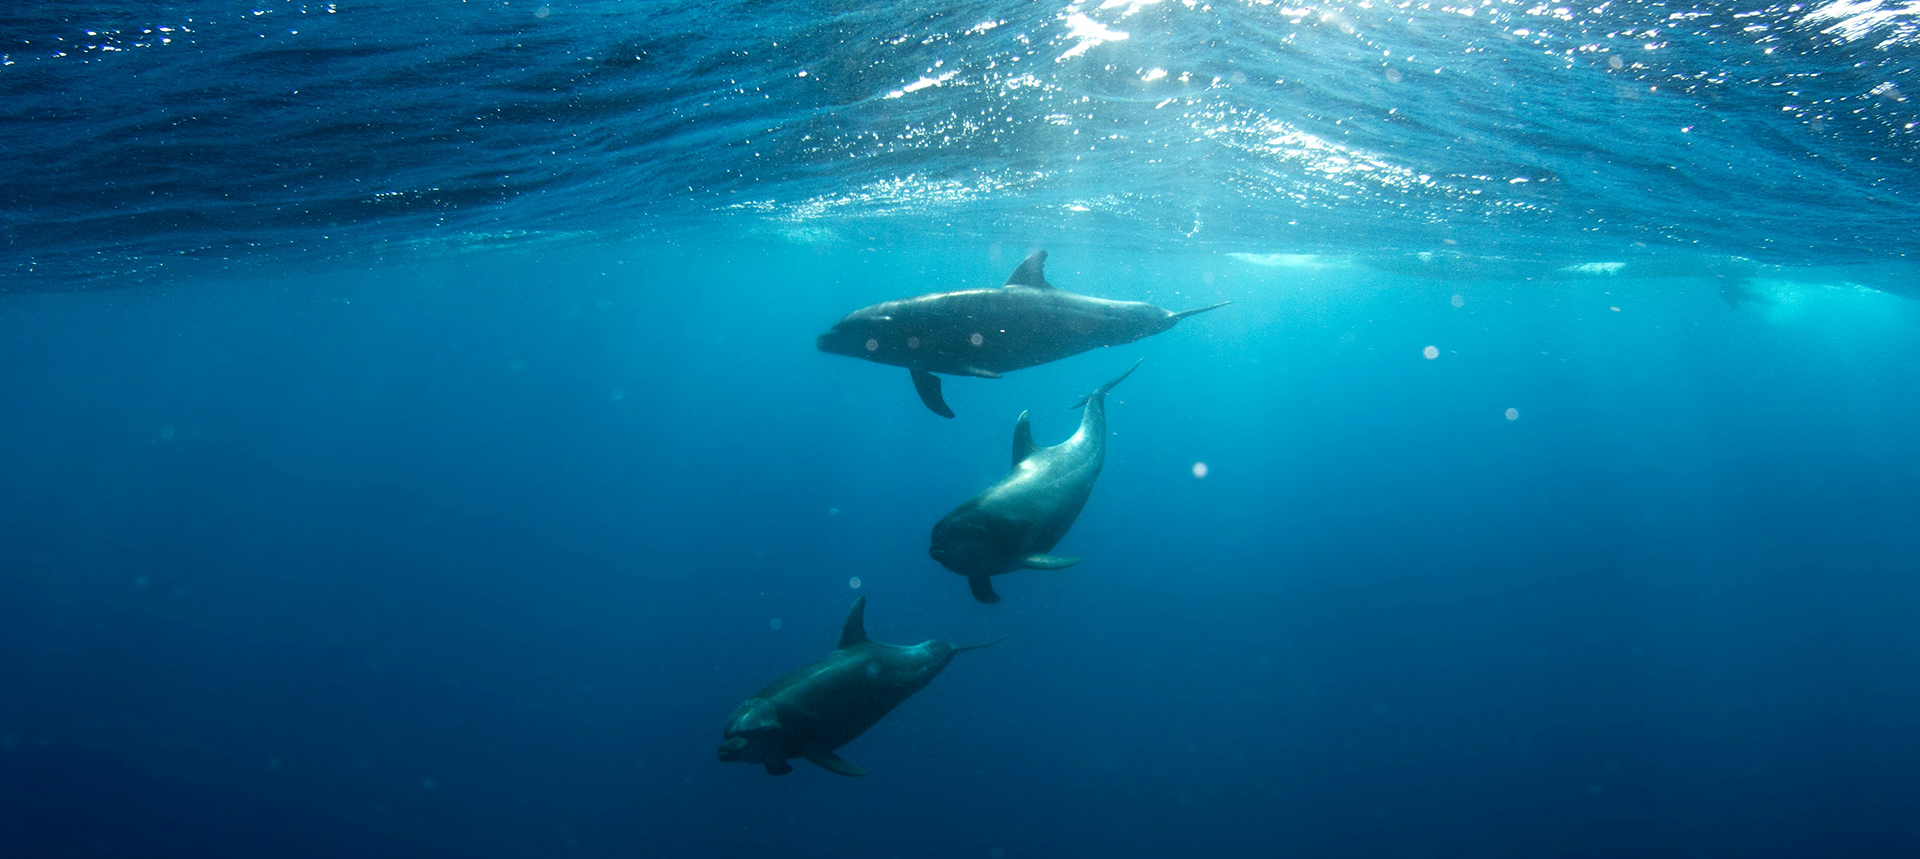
[717,598,999,777]
[929,361,1138,604]
[817,250,1225,417]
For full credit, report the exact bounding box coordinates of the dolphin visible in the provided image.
[717,597,999,777]
[816,250,1226,417]
[929,361,1139,603]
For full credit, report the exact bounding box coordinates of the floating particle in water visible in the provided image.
[610,388,625,401]
[828,507,841,516]
[970,332,984,346]
[769,618,783,630]
[1422,345,1439,360]
[865,338,878,351]
[848,577,862,590]
[1505,408,1519,421]
[907,336,919,349]
[1450,294,1465,308]
[1610,306,1621,312]
[158,425,175,440]
[1191,461,1209,479]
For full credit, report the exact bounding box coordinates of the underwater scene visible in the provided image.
[4,1,1919,857]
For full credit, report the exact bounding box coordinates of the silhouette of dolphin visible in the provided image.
[718,597,1000,776]
[929,361,1138,603]
[817,250,1225,417]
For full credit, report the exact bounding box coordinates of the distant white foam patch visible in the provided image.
[1227,252,1336,269]
[1562,261,1627,275]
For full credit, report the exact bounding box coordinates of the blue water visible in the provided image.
[4,1,1920,857]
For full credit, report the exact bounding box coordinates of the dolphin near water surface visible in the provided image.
[817,250,1225,417]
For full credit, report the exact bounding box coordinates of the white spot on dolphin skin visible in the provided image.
[1191,462,1209,479]
[1422,345,1439,360]
[970,332,984,346]
[848,577,862,589]
[907,336,920,349]
[865,338,878,351]
[770,618,783,630]
[1505,408,1520,421]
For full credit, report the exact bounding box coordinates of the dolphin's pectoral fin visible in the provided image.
[910,368,956,418]
[1023,554,1081,570]
[806,750,868,777]
[1011,410,1036,466]
[968,575,1001,604]
[764,760,794,776]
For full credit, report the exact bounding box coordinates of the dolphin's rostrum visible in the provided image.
[817,250,1226,417]
[929,361,1140,603]
[718,597,999,776]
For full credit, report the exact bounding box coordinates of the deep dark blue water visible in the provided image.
[5,2,1920,858]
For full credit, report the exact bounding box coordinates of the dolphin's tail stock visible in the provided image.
[1069,359,1143,410]
[954,634,1010,653]
[1170,300,1232,321]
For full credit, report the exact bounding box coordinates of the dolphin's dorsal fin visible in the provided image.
[1011,410,1036,466]
[837,596,869,649]
[1003,250,1053,289]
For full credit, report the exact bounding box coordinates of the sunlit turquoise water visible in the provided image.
[4,2,1920,858]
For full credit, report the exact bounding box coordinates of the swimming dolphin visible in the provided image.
[929,361,1139,603]
[816,250,1225,417]
[717,597,999,777]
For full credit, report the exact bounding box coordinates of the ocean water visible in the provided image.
[3,1,1920,857]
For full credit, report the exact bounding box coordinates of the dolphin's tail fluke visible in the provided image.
[1070,359,1142,410]
[1170,300,1232,321]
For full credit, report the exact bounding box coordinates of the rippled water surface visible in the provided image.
[4,0,1918,284]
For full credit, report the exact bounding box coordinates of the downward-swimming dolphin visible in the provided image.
[929,361,1139,603]
[817,250,1225,417]
[718,597,998,777]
